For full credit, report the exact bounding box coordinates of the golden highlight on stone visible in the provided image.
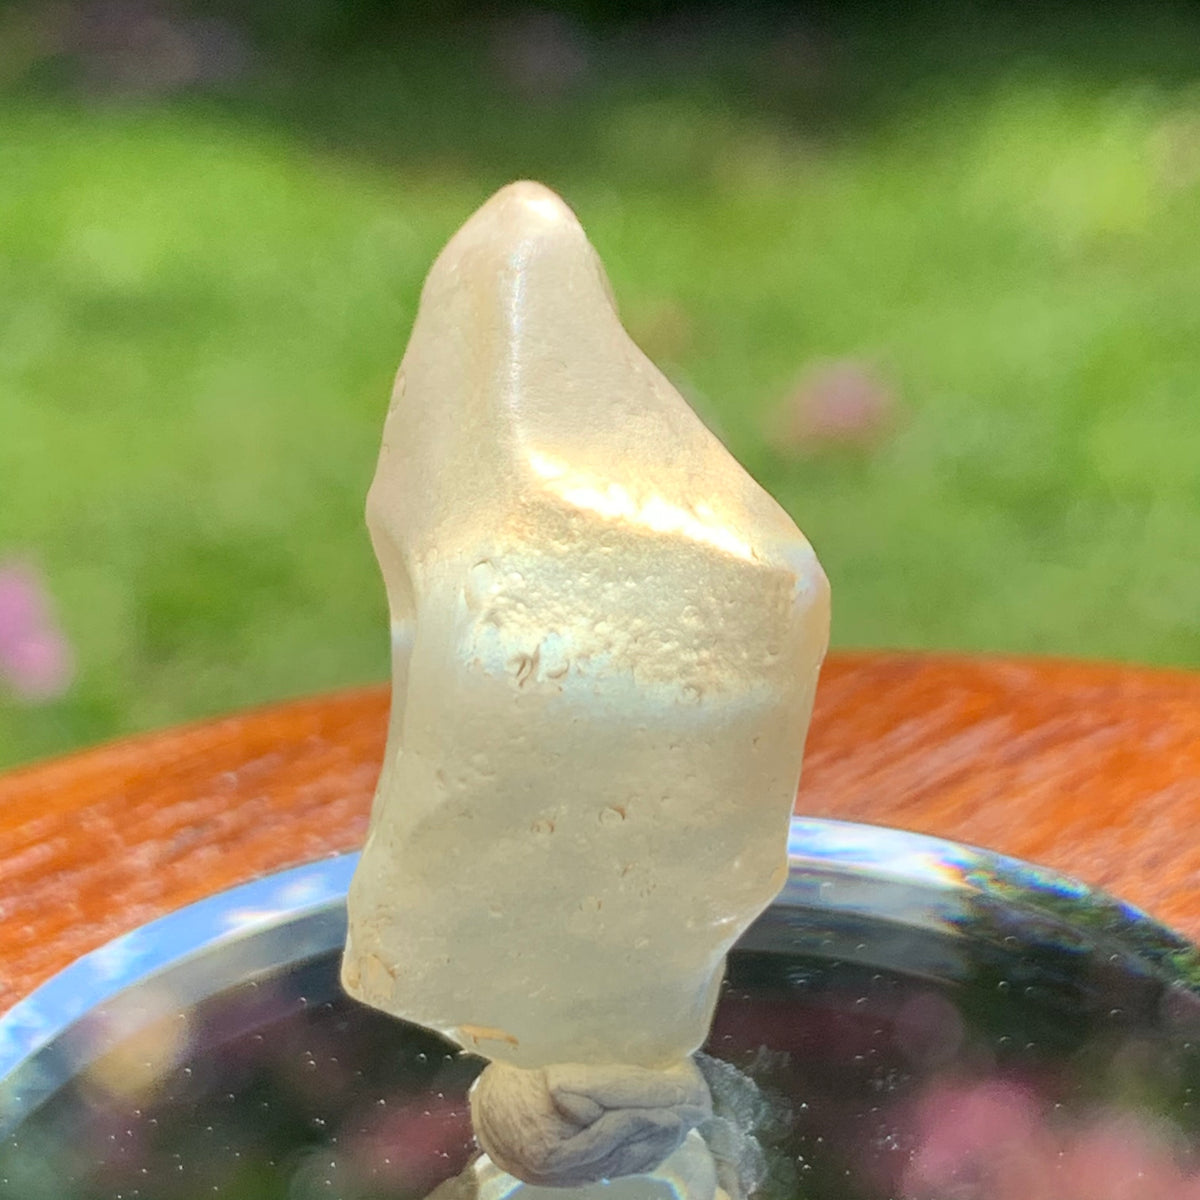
[342,181,829,1187]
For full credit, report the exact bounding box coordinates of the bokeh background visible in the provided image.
[2,0,1199,768]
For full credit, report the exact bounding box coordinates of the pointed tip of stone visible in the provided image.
[432,182,589,276]
[416,180,611,352]
[480,180,582,233]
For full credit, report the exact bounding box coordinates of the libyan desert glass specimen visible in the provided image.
[342,181,830,1072]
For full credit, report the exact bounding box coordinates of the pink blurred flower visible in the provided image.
[903,1079,1056,1200]
[1055,1113,1187,1200]
[893,989,967,1070]
[769,359,899,454]
[489,9,590,101]
[0,563,74,701]
[341,1093,474,1195]
[901,1079,1200,1200]
[50,0,249,95]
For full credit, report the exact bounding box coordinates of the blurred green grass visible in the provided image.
[2,7,1200,767]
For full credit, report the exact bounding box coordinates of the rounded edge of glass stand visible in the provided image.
[1,817,1198,1135]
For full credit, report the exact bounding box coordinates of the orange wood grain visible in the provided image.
[1,651,1198,1016]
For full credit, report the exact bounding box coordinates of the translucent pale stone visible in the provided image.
[341,181,830,1072]
[428,1131,726,1200]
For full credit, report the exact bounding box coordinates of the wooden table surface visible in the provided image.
[1,650,1198,1015]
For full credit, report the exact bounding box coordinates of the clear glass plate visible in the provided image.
[1,817,1198,1200]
